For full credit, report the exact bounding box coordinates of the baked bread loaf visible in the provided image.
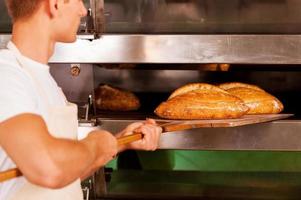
[226,87,283,114]
[219,82,264,92]
[155,83,249,119]
[168,83,228,100]
[95,84,140,111]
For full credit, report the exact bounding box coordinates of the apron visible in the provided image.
[6,42,83,200]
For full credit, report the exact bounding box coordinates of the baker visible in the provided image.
[0,0,162,199]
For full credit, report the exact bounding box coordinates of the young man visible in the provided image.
[0,0,162,199]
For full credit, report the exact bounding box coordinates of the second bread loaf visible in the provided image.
[226,87,283,114]
[95,84,140,111]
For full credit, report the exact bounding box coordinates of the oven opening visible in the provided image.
[93,64,301,119]
[51,63,301,200]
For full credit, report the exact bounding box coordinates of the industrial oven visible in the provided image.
[3,0,301,199]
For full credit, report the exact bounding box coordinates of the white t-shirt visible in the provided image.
[0,42,67,200]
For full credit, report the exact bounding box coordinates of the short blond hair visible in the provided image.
[5,0,43,21]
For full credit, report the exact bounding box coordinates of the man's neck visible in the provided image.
[11,17,55,65]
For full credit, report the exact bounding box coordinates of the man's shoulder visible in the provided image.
[0,49,28,78]
[0,49,39,122]
[0,48,17,63]
[0,49,34,96]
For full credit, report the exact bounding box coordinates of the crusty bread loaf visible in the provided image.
[95,84,140,111]
[219,82,265,92]
[168,83,228,100]
[155,84,249,119]
[226,87,283,114]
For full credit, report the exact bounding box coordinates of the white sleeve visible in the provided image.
[0,67,40,122]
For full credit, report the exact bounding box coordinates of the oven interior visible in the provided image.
[50,63,301,200]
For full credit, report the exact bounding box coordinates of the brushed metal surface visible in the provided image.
[158,120,301,151]
[49,63,95,105]
[2,34,301,64]
[98,119,301,151]
[50,35,301,64]
[103,170,301,199]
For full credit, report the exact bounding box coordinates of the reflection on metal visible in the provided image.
[79,8,94,35]
[90,0,104,38]
[3,33,301,64]
[51,35,301,64]
[99,119,301,151]
[159,120,301,151]
[2,0,301,35]
[102,170,301,199]
[104,0,301,34]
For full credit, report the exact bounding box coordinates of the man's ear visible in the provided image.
[48,0,60,18]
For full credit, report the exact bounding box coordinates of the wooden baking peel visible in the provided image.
[0,113,293,183]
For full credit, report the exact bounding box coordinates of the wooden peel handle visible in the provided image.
[0,168,22,183]
[117,133,143,146]
[0,133,144,183]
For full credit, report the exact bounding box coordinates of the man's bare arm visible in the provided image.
[0,113,117,189]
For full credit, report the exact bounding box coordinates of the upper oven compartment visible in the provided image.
[103,0,301,34]
[48,0,301,64]
[2,0,301,64]
[2,0,301,35]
